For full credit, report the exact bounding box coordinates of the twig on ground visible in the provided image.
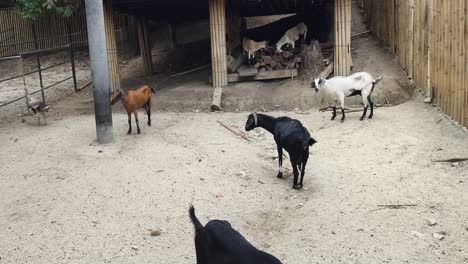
[377,204,418,209]
[434,158,468,163]
[217,121,251,142]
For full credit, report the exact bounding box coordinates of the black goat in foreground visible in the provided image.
[245,113,317,189]
[189,205,283,264]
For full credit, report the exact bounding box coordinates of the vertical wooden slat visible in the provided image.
[464,0,468,127]
[337,0,342,74]
[427,0,433,98]
[136,16,152,76]
[407,0,414,79]
[457,0,465,124]
[103,0,121,93]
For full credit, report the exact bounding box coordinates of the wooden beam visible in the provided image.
[209,0,227,111]
[408,0,414,79]
[211,87,223,111]
[318,61,334,79]
[136,16,153,76]
[334,0,351,76]
[104,0,122,93]
[209,0,228,88]
[226,69,298,82]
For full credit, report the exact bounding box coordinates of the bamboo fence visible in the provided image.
[0,7,131,58]
[362,0,468,128]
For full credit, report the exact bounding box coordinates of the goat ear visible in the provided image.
[308,137,317,146]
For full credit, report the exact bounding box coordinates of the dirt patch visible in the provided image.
[0,99,467,264]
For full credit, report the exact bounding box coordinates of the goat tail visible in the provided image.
[29,106,37,114]
[308,137,317,146]
[189,204,204,233]
[373,76,383,85]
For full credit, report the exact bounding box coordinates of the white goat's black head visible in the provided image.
[245,112,258,131]
[312,77,325,92]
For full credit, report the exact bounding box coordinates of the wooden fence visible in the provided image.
[0,8,133,58]
[361,0,468,128]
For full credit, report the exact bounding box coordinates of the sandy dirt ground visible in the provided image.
[1,1,467,263]
[0,97,467,264]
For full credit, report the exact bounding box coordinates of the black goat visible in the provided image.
[245,113,317,189]
[189,205,283,264]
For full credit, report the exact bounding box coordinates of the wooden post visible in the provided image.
[103,0,122,93]
[168,24,177,49]
[31,23,45,104]
[457,0,465,124]
[407,0,414,79]
[464,0,468,127]
[136,16,153,76]
[426,0,433,99]
[334,0,351,76]
[67,23,78,92]
[209,0,227,111]
[85,0,113,144]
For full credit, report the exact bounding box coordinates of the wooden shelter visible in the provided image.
[110,0,351,109]
[86,0,352,142]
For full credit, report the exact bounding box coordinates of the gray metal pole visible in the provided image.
[85,0,113,144]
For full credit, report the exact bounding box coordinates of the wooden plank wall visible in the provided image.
[362,0,468,128]
[0,8,131,57]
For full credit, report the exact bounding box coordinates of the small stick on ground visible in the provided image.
[217,121,251,142]
[377,204,418,209]
[319,107,362,114]
[319,104,393,114]
[434,158,468,163]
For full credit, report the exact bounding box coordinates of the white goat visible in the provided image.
[275,22,307,52]
[313,72,383,122]
[242,37,267,61]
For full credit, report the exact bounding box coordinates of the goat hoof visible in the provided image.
[293,184,303,190]
[340,119,345,123]
[127,131,132,135]
[148,123,151,127]
[368,115,373,119]
[277,172,283,178]
[359,118,364,121]
[137,130,141,135]
[330,117,336,121]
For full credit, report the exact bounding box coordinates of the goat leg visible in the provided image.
[146,101,151,126]
[277,146,283,178]
[127,113,132,135]
[134,111,141,134]
[299,151,309,188]
[368,95,374,118]
[292,162,301,190]
[339,97,345,123]
[360,106,368,121]
[340,107,345,123]
[331,106,337,120]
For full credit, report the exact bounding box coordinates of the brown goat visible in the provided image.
[110,85,155,135]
